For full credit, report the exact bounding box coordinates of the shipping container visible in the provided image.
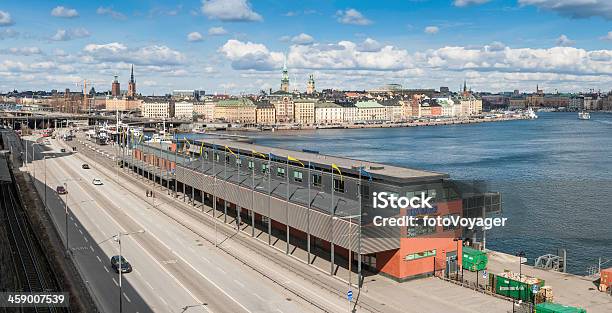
[535,302,586,313]
[493,272,545,302]
[600,267,612,287]
[462,246,488,271]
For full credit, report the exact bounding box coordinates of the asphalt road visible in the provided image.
[28,135,323,313]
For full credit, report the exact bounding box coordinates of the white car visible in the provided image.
[92,178,103,185]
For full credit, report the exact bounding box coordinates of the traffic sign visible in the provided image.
[532,284,540,293]
[347,290,353,301]
[482,270,488,279]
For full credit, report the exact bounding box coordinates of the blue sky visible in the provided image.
[0,0,611,94]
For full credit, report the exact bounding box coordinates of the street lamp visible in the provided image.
[64,182,69,255]
[516,250,526,277]
[100,230,145,313]
[453,238,461,281]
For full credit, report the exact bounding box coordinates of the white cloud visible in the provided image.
[454,0,490,7]
[50,28,90,41]
[600,31,612,41]
[336,9,372,25]
[519,0,612,20]
[219,39,284,70]
[0,10,13,26]
[96,7,127,20]
[0,47,43,55]
[555,34,575,47]
[424,26,439,34]
[357,38,383,52]
[208,26,228,36]
[0,28,18,39]
[51,6,79,18]
[187,32,204,42]
[83,43,186,66]
[291,33,314,45]
[201,0,262,22]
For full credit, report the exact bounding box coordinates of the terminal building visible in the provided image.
[120,136,499,282]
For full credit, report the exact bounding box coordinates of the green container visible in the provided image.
[494,274,545,302]
[535,302,586,313]
[462,246,488,271]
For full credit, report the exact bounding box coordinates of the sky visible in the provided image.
[0,0,611,95]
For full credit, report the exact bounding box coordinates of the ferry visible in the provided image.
[578,111,591,120]
[526,108,538,119]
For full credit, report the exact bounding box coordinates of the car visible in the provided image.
[60,148,66,153]
[110,255,132,273]
[92,178,103,185]
[82,163,90,169]
[56,186,67,194]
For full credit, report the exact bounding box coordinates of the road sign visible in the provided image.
[532,284,540,293]
[482,270,488,279]
[347,290,353,301]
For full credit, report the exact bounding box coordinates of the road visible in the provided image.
[27,135,325,313]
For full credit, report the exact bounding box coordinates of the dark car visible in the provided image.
[56,186,67,195]
[110,256,132,273]
[60,148,66,153]
[82,164,90,169]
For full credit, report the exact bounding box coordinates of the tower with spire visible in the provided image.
[280,59,289,92]
[111,75,120,98]
[127,64,136,98]
[306,74,315,94]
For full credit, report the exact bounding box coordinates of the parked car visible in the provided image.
[56,186,67,194]
[82,164,90,169]
[60,148,66,152]
[110,256,132,273]
[92,178,103,185]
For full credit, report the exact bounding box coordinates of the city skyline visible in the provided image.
[0,0,611,94]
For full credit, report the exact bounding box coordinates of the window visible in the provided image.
[312,173,322,186]
[405,249,436,261]
[333,178,344,193]
[443,214,460,231]
[277,167,285,177]
[248,160,254,170]
[293,171,303,182]
[261,163,268,174]
[407,218,436,237]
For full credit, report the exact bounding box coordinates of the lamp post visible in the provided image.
[333,214,360,313]
[63,182,69,255]
[453,238,461,281]
[100,230,145,313]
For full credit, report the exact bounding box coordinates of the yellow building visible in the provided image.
[214,98,256,124]
[293,99,316,125]
[355,100,387,122]
[255,102,276,125]
[194,101,216,120]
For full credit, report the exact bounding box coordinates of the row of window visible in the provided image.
[203,151,346,193]
[404,249,437,261]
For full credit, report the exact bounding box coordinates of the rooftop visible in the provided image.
[355,100,384,108]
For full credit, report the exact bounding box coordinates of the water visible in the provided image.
[230,112,612,275]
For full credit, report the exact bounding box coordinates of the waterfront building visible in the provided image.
[436,98,458,117]
[381,100,404,122]
[194,101,215,120]
[583,94,601,110]
[127,65,136,99]
[123,138,500,282]
[293,99,316,125]
[509,97,527,109]
[174,101,194,120]
[569,96,584,111]
[142,100,171,118]
[306,74,316,94]
[419,99,442,117]
[341,103,359,123]
[314,102,344,124]
[355,100,388,122]
[105,97,142,112]
[214,98,256,124]
[255,101,276,125]
[270,95,294,123]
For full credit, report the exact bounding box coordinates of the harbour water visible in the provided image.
[230,112,612,275]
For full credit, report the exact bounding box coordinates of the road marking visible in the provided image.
[234,279,245,288]
[145,281,154,291]
[84,237,88,243]
[252,293,264,302]
[216,266,226,274]
[96,255,101,262]
[70,216,74,221]
[78,229,83,235]
[89,245,94,252]
[201,256,210,263]
[73,222,77,227]
[123,292,131,303]
[112,277,118,286]
[104,266,110,273]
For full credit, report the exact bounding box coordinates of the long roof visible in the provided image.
[190,137,447,183]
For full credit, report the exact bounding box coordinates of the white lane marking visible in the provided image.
[233,279,245,288]
[89,245,94,252]
[216,266,226,274]
[104,266,110,273]
[84,237,88,243]
[78,229,83,235]
[201,256,210,264]
[145,281,154,291]
[252,293,264,302]
[112,277,118,286]
[96,255,101,262]
[73,222,78,227]
[70,216,74,221]
[123,292,131,303]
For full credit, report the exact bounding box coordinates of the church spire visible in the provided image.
[130,64,135,83]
